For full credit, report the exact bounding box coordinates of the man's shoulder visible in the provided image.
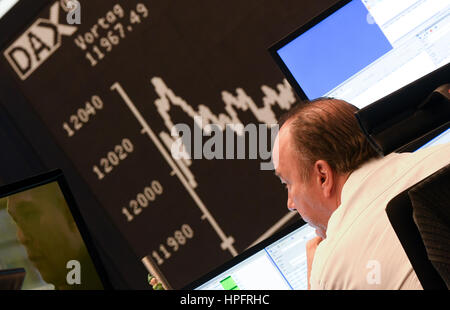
[373,142,449,176]
[347,142,450,202]
[311,143,450,289]
[332,142,450,240]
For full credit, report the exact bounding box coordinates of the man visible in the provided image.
[273,98,450,289]
[6,182,103,290]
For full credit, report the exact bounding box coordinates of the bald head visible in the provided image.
[276,98,379,180]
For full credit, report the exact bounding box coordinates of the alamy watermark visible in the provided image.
[66,259,81,285]
[62,0,81,25]
[366,260,381,285]
[169,117,279,170]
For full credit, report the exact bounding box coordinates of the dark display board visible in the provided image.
[0,0,337,289]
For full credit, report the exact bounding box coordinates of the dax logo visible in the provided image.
[3,1,78,80]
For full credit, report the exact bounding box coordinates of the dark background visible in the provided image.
[0,0,339,289]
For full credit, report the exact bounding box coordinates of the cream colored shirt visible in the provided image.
[310,142,450,290]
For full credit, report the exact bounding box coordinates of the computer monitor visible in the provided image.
[0,268,26,290]
[270,0,450,108]
[0,170,111,290]
[185,220,316,290]
[415,128,450,151]
[0,0,19,19]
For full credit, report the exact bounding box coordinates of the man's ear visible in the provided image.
[313,160,334,197]
[0,198,7,210]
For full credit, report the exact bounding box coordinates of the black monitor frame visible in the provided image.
[183,218,308,290]
[0,169,113,290]
[0,267,26,290]
[398,122,450,153]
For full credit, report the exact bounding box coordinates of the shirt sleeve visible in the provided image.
[309,243,326,290]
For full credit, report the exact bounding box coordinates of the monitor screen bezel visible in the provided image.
[0,267,26,290]
[398,122,450,153]
[268,0,352,101]
[0,169,113,290]
[183,217,309,290]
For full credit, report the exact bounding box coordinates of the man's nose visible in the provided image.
[287,197,296,212]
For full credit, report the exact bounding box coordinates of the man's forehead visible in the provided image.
[273,122,293,175]
[279,123,294,152]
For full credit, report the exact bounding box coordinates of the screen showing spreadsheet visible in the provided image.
[274,0,450,108]
[194,223,316,290]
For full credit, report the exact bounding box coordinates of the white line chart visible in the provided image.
[111,81,238,258]
[149,77,299,248]
[151,77,297,188]
[111,77,298,264]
